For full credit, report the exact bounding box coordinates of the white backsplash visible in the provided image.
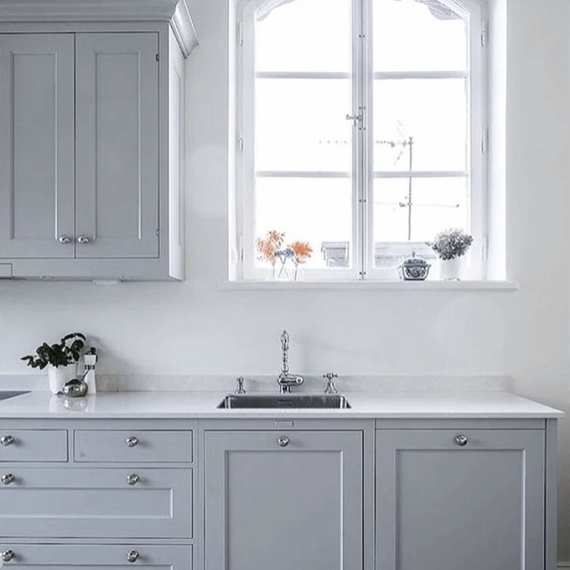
[0,374,511,393]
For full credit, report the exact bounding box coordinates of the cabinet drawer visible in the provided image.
[0,467,192,539]
[0,544,192,568]
[75,430,192,462]
[0,430,67,462]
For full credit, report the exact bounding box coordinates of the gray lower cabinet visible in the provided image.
[0,421,195,569]
[376,429,546,570]
[0,467,192,538]
[204,430,363,570]
[0,543,192,569]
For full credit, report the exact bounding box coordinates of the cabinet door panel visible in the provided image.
[0,34,75,258]
[76,33,159,259]
[205,430,363,570]
[376,429,545,570]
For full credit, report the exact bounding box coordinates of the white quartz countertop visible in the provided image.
[0,390,563,419]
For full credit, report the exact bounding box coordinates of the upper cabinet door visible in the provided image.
[0,34,75,258]
[75,33,159,259]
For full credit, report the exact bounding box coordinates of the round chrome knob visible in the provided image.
[126,550,139,563]
[455,435,469,446]
[1,435,14,446]
[126,474,139,486]
[58,235,72,244]
[77,235,91,244]
[125,436,139,447]
[1,473,15,485]
[278,436,289,448]
[2,549,15,562]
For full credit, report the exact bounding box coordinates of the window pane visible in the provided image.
[373,177,469,242]
[373,79,467,172]
[255,0,352,73]
[255,177,353,270]
[256,78,352,172]
[373,0,468,72]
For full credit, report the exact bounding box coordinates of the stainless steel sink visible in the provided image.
[217,394,351,409]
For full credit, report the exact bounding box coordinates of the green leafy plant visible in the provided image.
[21,333,94,370]
[428,228,473,260]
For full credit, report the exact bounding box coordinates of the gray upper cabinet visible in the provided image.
[75,33,159,260]
[376,429,546,570]
[0,3,193,280]
[204,430,364,570]
[0,34,75,259]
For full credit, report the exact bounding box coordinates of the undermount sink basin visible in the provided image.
[217,394,351,409]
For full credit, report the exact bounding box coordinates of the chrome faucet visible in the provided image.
[277,330,304,394]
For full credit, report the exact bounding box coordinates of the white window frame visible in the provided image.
[235,0,489,281]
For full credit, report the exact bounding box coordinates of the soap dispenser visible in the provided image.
[82,350,98,394]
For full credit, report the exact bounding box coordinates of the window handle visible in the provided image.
[346,113,363,127]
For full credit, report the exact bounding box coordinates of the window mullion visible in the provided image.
[360,0,373,280]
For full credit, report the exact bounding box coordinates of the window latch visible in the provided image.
[345,113,363,127]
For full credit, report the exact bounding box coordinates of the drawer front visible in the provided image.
[0,430,67,462]
[75,430,192,463]
[0,467,192,539]
[0,544,192,568]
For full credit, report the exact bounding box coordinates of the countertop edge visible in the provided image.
[0,390,563,420]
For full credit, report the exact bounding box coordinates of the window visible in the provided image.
[236,0,487,280]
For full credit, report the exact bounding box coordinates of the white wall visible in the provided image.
[0,0,569,560]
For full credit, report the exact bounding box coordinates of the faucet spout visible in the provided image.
[277,330,304,393]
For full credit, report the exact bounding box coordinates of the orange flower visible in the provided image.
[289,241,312,263]
[256,238,277,264]
[267,230,284,248]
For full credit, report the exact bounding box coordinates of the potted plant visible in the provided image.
[428,228,473,280]
[21,333,94,394]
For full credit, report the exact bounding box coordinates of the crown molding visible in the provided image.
[171,0,198,57]
[0,0,198,56]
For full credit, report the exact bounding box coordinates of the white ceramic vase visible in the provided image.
[48,363,77,395]
[439,256,464,281]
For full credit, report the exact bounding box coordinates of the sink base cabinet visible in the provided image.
[204,430,364,570]
[376,428,547,570]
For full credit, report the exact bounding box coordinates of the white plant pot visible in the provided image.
[48,364,77,395]
[438,256,464,281]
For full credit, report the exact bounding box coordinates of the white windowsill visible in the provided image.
[219,280,519,291]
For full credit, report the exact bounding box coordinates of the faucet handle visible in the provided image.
[323,372,338,394]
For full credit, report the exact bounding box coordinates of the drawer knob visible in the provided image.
[125,436,139,447]
[126,474,139,486]
[0,435,14,446]
[2,549,14,562]
[58,235,72,244]
[1,473,15,485]
[455,435,469,446]
[278,436,289,447]
[77,235,91,244]
[127,550,139,563]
